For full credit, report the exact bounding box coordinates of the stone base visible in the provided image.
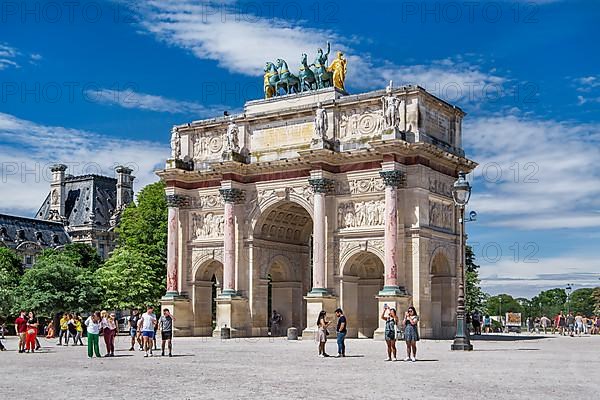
[310,137,338,151]
[301,293,338,340]
[165,158,194,170]
[213,295,251,337]
[160,294,193,337]
[221,150,247,163]
[373,294,412,340]
[381,128,406,141]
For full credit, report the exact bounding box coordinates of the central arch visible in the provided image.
[252,199,313,335]
[340,251,384,338]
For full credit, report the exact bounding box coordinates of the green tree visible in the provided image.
[60,242,102,271]
[0,247,23,318]
[12,250,101,316]
[465,245,487,312]
[116,181,168,264]
[531,288,567,317]
[485,294,523,317]
[95,247,164,310]
[569,288,595,316]
[593,287,600,314]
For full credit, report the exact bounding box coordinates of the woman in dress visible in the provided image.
[381,305,398,361]
[101,311,118,357]
[316,310,330,357]
[25,311,39,353]
[403,306,419,362]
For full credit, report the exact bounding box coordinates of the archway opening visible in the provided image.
[253,200,313,334]
[192,260,223,336]
[431,252,454,339]
[341,251,384,338]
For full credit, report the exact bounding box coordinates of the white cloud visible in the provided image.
[0,112,168,215]
[0,43,19,70]
[84,88,225,115]
[130,1,504,102]
[465,114,600,229]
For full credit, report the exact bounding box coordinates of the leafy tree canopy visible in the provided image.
[12,251,101,316]
[95,247,165,310]
[0,247,23,318]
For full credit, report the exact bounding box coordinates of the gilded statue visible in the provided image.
[327,51,347,93]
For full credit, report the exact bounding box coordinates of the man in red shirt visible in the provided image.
[14,311,27,353]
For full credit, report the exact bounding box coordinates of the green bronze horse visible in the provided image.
[299,53,316,92]
[313,43,332,89]
[275,59,300,95]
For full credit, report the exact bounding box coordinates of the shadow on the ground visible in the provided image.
[336,355,364,358]
[166,354,194,358]
[470,334,550,341]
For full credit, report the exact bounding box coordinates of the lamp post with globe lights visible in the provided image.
[451,171,474,351]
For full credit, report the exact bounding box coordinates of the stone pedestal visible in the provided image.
[310,137,337,151]
[221,150,247,163]
[161,295,193,337]
[373,295,412,340]
[381,128,406,141]
[213,295,250,338]
[301,294,337,340]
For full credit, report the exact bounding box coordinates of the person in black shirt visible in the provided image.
[335,308,347,357]
[128,309,141,351]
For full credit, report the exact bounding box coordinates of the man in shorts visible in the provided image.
[14,311,27,353]
[140,306,157,357]
[128,309,140,351]
[159,309,176,357]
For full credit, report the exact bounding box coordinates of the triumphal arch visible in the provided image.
[158,50,476,339]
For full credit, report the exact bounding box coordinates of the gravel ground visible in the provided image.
[1,333,598,399]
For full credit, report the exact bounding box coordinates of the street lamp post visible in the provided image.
[451,171,473,351]
[566,283,573,312]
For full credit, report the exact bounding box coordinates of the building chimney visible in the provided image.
[49,164,67,219]
[115,165,134,210]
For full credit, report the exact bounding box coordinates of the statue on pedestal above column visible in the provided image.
[314,102,328,140]
[170,128,181,159]
[382,81,401,130]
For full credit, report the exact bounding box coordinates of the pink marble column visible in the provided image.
[219,188,243,296]
[308,178,332,295]
[379,170,404,295]
[165,194,187,297]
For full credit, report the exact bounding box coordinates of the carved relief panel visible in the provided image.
[192,129,226,163]
[429,200,454,230]
[338,200,385,229]
[337,107,383,141]
[192,212,225,239]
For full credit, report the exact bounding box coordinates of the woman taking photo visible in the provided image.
[403,306,419,362]
[316,310,330,357]
[25,311,39,353]
[381,305,398,361]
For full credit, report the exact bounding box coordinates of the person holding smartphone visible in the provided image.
[403,306,419,362]
[380,304,398,361]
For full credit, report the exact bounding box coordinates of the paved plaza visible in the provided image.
[1,334,598,399]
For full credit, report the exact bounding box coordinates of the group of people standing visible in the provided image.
[315,305,420,362]
[14,311,40,353]
[3,306,175,359]
[549,311,600,336]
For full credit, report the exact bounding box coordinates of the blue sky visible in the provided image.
[1,0,599,297]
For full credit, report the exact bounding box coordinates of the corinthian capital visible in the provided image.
[308,178,334,194]
[219,188,245,204]
[166,194,191,208]
[379,170,404,187]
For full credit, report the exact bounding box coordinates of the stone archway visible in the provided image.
[430,250,455,339]
[252,200,313,334]
[266,256,303,335]
[192,260,223,336]
[340,251,384,338]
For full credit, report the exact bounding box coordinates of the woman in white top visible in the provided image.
[85,312,102,358]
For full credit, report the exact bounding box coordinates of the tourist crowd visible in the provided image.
[0,306,175,358]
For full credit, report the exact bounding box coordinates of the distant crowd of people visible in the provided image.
[0,306,175,358]
[530,312,600,336]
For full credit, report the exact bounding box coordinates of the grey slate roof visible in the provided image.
[0,213,71,250]
[36,174,118,229]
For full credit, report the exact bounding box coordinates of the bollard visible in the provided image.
[287,327,298,340]
[221,325,231,340]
